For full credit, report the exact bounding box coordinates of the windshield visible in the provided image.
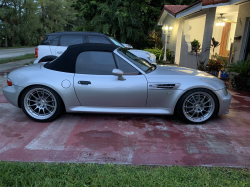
[117,48,155,72]
[109,37,125,48]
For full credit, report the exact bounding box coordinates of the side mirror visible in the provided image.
[112,69,126,81]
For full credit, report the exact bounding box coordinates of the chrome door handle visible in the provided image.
[57,51,63,54]
[78,81,91,85]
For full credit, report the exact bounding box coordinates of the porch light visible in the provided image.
[216,14,226,26]
[216,21,225,26]
[162,25,173,34]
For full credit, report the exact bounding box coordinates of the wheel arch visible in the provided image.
[174,87,220,115]
[18,84,66,112]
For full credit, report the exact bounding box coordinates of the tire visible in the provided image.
[21,85,64,122]
[175,88,219,124]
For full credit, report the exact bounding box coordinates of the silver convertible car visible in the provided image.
[3,43,231,124]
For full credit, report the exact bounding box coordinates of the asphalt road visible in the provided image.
[0,47,36,59]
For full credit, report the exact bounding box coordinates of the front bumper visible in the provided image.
[215,89,232,115]
[3,85,24,107]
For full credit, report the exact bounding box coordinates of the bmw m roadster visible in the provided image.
[3,43,231,123]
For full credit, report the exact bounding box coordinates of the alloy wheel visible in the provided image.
[24,88,57,120]
[182,92,215,123]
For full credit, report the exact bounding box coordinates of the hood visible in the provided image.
[149,65,213,77]
[145,65,225,91]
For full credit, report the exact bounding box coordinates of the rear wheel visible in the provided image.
[21,86,63,122]
[175,89,218,124]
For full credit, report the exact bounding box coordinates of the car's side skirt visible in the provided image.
[67,106,174,115]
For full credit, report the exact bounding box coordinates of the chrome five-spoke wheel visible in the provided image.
[21,86,63,122]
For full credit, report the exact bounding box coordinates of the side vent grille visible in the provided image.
[149,83,180,90]
[156,84,176,89]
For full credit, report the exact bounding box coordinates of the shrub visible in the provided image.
[144,48,164,60]
[227,59,250,90]
[205,54,227,72]
[227,59,250,77]
[191,39,200,48]
[148,30,163,49]
[206,59,223,72]
[166,49,175,64]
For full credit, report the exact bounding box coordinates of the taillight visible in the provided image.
[35,47,38,58]
[7,78,12,86]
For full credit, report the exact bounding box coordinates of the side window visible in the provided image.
[76,51,116,75]
[41,36,59,46]
[114,54,140,75]
[60,35,84,46]
[88,36,111,44]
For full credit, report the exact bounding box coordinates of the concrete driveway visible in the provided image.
[0,47,35,59]
[0,62,250,167]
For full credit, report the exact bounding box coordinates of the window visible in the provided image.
[114,54,139,75]
[60,35,84,46]
[118,48,154,72]
[88,36,111,44]
[41,35,59,46]
[76,51,116,75]
[109,37,125,48]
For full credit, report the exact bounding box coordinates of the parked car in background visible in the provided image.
[122,43,133,49]
[34,31,156,64]
[4,43,231,124]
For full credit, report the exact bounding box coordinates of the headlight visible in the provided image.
[222,87,228,96]
[146,53,155,62]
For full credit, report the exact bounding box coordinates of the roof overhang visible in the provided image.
[157,0,244,25]
[157,10,175,26]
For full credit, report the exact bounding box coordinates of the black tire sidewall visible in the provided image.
[21,85,63,122]
[175,88,219,124]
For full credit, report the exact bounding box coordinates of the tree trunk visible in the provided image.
[11,26,15,47]
[4,31,8,47]
[42,4,46,28]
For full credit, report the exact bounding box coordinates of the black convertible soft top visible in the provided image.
[44,43,118,73]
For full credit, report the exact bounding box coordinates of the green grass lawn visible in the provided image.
[0,162,249,186]
[0,54,35,64]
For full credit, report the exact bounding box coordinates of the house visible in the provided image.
[157,0,250,69]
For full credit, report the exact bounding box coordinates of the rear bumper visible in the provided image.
[215,89,232,115]
[2,85,23,107]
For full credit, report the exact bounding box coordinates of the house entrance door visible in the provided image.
[219,22,231,57]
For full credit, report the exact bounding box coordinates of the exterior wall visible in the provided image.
[233,2,250,62]
[178,8,216,69]
[161,15,180,56]
[228,22,237,50]
[188,17,206,49]
[212,23,224,55]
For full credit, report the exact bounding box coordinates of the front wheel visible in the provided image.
[175,89,218,124]
[21,86,63,122]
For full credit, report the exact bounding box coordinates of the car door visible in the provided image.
[55,35,85,56]
[74,51,148,107]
